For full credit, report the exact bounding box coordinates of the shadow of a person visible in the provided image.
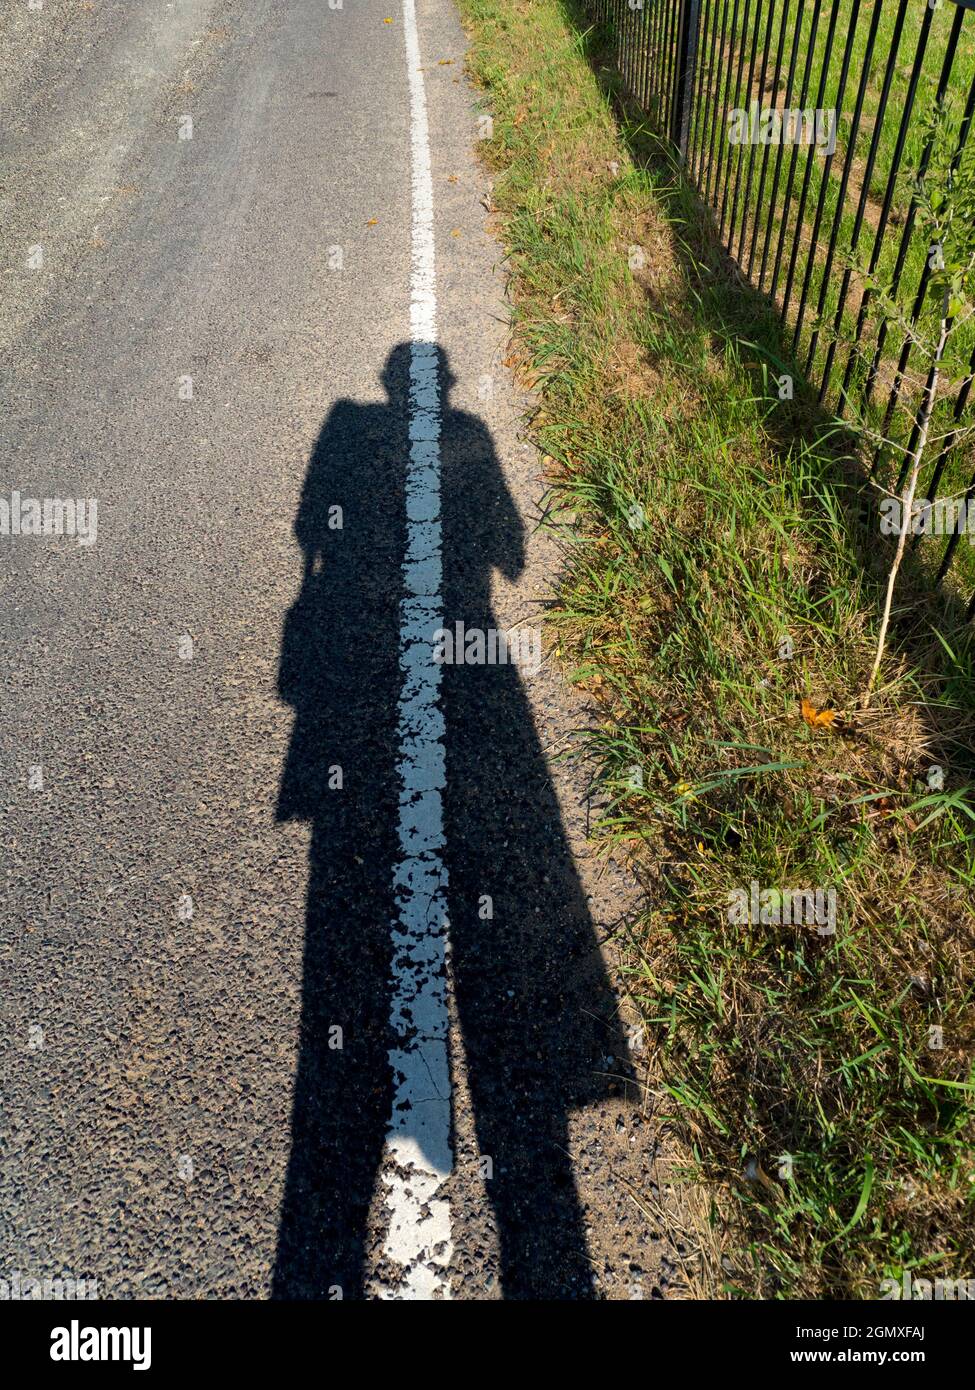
[272,344,631,1300]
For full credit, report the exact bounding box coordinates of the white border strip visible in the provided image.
[380,0,453,1300]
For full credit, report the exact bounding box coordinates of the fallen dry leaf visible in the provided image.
[801,697,837,730]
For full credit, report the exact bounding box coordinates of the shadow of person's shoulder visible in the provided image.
[303,397,408,511]
[312,396,392,446]
[443,404,495,437]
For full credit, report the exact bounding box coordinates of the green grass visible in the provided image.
[459,0,975,1298]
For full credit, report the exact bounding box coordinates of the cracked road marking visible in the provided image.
[380,0,453,1301]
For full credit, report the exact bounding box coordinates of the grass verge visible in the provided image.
[458,0,975,1298]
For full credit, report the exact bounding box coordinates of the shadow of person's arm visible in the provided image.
[475,419,525,582]
[278,403,353,712]
[293,401,357,580]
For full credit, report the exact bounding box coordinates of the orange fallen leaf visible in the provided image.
[365,218,378,226]
[801,698,837,730]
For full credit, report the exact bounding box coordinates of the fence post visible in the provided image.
[671,0,701,158]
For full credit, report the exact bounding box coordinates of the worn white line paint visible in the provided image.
[380,0,453,1300]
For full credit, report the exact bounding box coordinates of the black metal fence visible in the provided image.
[588,0,975,616]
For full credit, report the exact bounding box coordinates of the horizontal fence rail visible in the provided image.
[588,0,975,618]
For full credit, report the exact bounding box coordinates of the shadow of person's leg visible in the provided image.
[456,977,597,1300]
[272,825,392,1300]
[447,661,613,1300]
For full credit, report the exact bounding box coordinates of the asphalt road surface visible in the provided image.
[0,0,673,1300]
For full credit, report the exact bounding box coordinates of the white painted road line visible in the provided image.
[380,0,454,1300]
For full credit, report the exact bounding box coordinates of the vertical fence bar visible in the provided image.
[672,0,702,156]
[637,0,653,110]
[745,0,790,278]
[709,0,742,212]
[892,64,975,497]
[650,0,667,123]
[756,0,804,290]
[726,0,764,251]
[836,2,933,414]
[801,0,881,377]
[719,0,754,238]
[646,0,660,123]
[621,0,633,94]
[934,350,975,585]
[689,0,718,181]
[920,349,975,557]
[865,3,965,417]
[768,0,822,303]
[661,0,680,136]
[701,0,731,202]
[820,0,910,406]
[734,0,777,266]
[779,0,842,325]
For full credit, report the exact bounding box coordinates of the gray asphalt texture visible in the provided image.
[0,0,677,1300]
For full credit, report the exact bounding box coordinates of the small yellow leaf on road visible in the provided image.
[366,218,378,226]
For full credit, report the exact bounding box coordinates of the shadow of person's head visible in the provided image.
[378,340,458,410]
